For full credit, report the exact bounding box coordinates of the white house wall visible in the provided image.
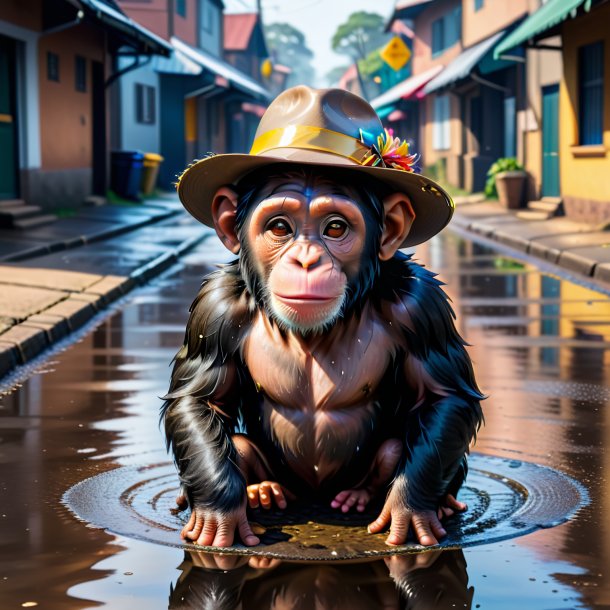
[118,56,160,153]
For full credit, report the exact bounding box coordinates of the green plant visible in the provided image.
[484,157,524,198]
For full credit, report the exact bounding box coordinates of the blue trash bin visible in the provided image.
[110,151,144,200]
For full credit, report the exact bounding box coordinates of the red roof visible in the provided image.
[224,13,259,51]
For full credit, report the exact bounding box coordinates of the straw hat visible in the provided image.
[177,86,454,247]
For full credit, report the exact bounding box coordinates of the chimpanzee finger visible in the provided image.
[237,512,260,546]
[368,503,392,534]
[429,513,447,541]
[445,494,467,512]
[386,510,409,545]
[247,484,260,509]
[259,482,273,509]
[331,490,351,509]
[197,517,218,546]
[211,520,235,548]
[341,494,359,513]
[270,483,287,509]
[175,493,188,511]
[411,513,438,546]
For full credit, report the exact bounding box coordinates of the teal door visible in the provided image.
[541,84,560,197]
[0,35,18,199]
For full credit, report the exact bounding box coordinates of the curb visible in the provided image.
[1,206,181,263]
[0,231,210,379]
[452,207,610,289]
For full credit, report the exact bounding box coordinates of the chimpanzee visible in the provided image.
[162,86,484,548]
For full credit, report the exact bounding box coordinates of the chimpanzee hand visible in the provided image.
[368,487,446,546]
[181,503,260,548]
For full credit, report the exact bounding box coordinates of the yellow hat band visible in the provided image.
[249,125,371,164]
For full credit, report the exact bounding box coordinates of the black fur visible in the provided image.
[162,247,484,515]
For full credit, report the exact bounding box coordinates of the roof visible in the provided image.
[389,0,434,23]
[493,0,590,59]
[423,29,505,94]
[171,37,271,100]
[224,13,258,50]
[78,0,171,55]
[388,18,414,39]
[370,65,443,109]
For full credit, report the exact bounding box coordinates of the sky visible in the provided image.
[224,0,398,85]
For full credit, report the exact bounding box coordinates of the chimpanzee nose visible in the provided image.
[291,243,322,269]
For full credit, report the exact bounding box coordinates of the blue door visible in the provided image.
[541,84,560,197]
[0,35,18,199]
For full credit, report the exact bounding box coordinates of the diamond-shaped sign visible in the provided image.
[380,36,411,72]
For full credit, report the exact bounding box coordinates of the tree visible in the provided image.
[264,22,315,87]
[331,11,388,62]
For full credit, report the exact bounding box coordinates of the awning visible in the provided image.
[78,0,171,56]
[370,65,443,110]
[494,0,590,59]
[171,37,271,100]
[152,48,203,76]
[423,30,505,94]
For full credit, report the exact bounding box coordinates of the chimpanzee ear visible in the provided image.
[211,186,241,254]
[378,193,416,261]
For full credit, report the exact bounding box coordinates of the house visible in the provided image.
[495,0,609,224]
[375,0,464,182]
[115,1,270,189]
[380,0,565,200]
[0,0,170,218]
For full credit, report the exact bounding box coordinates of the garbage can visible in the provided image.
[110,150,144,200]
[140,153,164,196]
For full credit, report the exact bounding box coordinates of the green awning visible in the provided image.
[494,0,592,59]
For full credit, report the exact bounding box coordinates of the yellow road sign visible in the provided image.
[380,36,411,72]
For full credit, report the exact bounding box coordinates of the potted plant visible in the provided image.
[485,157,527,209]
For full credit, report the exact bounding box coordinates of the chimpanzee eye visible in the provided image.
[323,219,348,239]
[267,218,293,238]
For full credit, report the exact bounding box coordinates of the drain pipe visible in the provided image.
[41,9,84,36]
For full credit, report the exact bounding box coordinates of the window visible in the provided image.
[431,18,445,56]
[135,83,155,124]
[75,55,86,92]
[433,95,451,150]
[47,52,59,82]
[203,1,215,33]
[579,41,604,145]
[474,0,484,11]
[431,7,461,56]
[176,0,186,17]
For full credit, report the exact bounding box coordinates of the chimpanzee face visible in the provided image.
[211,168,415,336]
[244,175,369,333]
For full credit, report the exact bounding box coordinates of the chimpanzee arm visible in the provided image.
[161,262,252,513]
[386,252,485,511]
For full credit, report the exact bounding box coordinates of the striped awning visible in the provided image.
[424,30,505,94]
[494,0,590,59]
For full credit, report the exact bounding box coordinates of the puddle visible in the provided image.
[63,453,587,560]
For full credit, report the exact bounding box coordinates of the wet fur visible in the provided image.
[161,248,484,513]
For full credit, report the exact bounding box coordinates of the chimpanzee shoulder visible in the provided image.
[180,261,254,363]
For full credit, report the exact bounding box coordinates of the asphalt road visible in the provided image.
[0,229,608,609]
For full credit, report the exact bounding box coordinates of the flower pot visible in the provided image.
[495,170,526,209]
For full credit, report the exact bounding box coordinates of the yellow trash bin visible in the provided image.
[140,153,164,196]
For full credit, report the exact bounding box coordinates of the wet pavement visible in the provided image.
[1,229,609,609]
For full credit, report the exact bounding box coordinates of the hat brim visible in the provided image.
[177,149,454,248]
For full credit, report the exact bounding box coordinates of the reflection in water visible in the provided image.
[169,550,472,610]
[2,230,610,609]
